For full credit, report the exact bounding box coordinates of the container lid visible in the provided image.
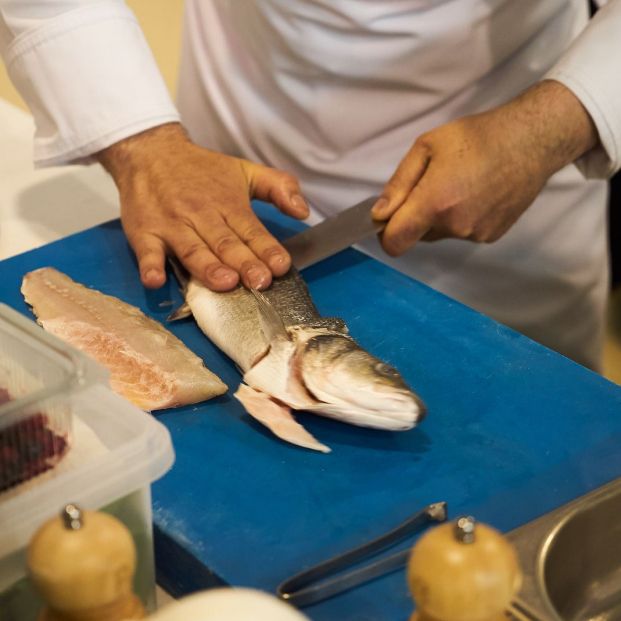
[0,304,107,428]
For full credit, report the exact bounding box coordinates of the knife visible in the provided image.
[281,196,385,270]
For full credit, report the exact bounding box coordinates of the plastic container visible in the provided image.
[0,304,108,492]
[0,305,175,620]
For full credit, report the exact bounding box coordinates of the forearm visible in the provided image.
[500,79,598,179]
[0,0,179,167]
[97,123,189,184]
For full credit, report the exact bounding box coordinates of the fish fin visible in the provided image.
[235,383,331,453]
[312,317,349,334]
[250,288,290,342]
[166,302,192,322]
[234,363,245,375]
[166,257,193,321]
[167,256,190,291]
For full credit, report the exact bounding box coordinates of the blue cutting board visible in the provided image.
[2,201,621,621]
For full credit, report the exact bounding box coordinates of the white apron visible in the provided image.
[177,0,609,369]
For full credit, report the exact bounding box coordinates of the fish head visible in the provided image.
[296,331,426,430]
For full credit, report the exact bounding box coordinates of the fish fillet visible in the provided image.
[21,267,227,410]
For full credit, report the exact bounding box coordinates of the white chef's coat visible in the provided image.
[1,1,621,370]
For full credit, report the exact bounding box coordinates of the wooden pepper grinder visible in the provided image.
[407,516,522,621]
[27,504,146,621]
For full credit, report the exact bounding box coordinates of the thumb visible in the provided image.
[242,161,309,220]
[372,141,430,220]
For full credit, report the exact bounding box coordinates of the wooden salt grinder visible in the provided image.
[407,516,522,621]
[27,504,146,621]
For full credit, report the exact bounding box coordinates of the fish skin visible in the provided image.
[185,282,269,373]
[183,268,347,373]
[21,267,227,410]
[174,264,426,452]
[234,384,330,453]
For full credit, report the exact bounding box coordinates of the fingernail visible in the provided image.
[268,252,289,271]
[291,194,309,217]
[143,269,164,287]
[247,267,270,290]
[371,197,389,218]
[212,266,236,281]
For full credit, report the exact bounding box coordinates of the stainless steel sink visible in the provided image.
[507,478,621,621]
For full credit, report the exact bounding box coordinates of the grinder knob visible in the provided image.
[407,516,521,621]
[27,504,145,621]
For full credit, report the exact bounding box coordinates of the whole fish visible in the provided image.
[22,267,227,410]
[171,265,426,452]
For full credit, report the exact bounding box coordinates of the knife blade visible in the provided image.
[282,196,385,270]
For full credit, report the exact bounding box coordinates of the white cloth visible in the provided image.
[0,1,179,166]
[2,1,621,369]
[547,0,621,178]
[177,0,616,370]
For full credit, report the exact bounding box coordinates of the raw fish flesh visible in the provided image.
[22,268,227,410]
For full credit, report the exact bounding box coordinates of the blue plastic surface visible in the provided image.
[2,201,621,621]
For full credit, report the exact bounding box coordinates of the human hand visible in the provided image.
[97,123,309,290]
[371,80,598,255]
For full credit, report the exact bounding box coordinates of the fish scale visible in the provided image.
[262,270,321,327]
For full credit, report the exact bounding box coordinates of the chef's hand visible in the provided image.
[371,80,599,255]
[97,123,308,290]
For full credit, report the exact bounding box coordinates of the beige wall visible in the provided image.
[0,0,184,111]
[0,52,23,110]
